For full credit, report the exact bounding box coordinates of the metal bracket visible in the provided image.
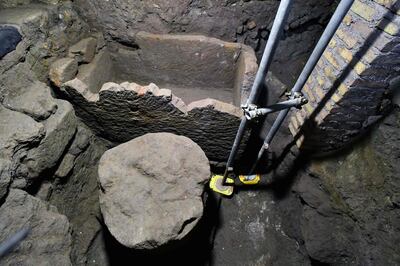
[241,103,261,120]
[241,92,308,121]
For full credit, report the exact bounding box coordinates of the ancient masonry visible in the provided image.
[289,0,400,152]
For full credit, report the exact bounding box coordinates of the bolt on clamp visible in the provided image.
[241,93,308,121]
[241,103,263,120]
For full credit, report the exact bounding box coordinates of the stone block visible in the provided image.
[109,32,257,105]
[0,106,45,194]
[337,83,349,96]
[363,46,381,64]
[304,103,315,115]
[328,38,337,48]
[315,86,326,101]
[69,37,97,63]
[49,57,78,87]
[371,31,399,52]
[76,49,113,93]
[303,83,316,102]
[0,189,72,265]
[374,0,400,15]
[18,100,77,185]
[296,111,305,126]
[62,80,246,161]
[54,153,75,179]
[98,133,210,249]
[3,80,57,121]
[288,122,297,136]
[290,115,299,131]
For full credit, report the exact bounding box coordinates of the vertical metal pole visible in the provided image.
[222,0,294,184]
[251,0,355,173]
[0,227,30,258]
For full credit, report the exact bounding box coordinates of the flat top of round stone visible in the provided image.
[98,132,210,249]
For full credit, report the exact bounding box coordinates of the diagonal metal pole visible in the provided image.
[222,0,294,185]
[0,227,30,258]
[250,0,355,173]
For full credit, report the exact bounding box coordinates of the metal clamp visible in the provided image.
[241,104,262,120]
[241,93,308,121]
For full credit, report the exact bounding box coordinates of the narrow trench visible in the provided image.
[45,32,306,265]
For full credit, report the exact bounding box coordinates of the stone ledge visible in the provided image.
[62,80,247,161]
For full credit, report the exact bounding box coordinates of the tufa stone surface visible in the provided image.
[0,189,72,265]
[76,49,113,94]
[3,80,58,122]
[0,3,89,81]
[54,153,75,179]
[296,107,400,265]
[213,189,311,266]
[107,32,257,105]
[49,124,109,265]
[62,80,247,161]
[49,57,78,87]
[0,62,78,191]
[53,33,256,162]
[98,132,210,249]
[68,37,97,63]
[14,99,77,187]
[73,0,335,86]
[0,105,45,199]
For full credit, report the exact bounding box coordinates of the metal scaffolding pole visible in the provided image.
[0,227,30,258]
[222,0,294,185]
[250,0,355,173]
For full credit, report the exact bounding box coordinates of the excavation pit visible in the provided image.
[108,32,257,106]
[52,32,258,161]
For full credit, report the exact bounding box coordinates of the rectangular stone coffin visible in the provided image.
[109,31,257,106]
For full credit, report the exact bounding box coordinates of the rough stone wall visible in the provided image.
[0,2,89,192]
[0,0,68,8]
[61,80,247,162]
[49,125,109,265]
[0,3,97,264]
[296,106,400,265]
[72,0,335,86]
[289,0,400,153]
[0,3,89,81]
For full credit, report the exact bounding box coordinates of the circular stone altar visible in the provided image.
[98,133,210,249]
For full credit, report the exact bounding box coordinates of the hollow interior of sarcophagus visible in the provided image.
[105,32,251,106]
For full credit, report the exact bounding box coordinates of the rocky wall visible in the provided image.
[0,2,98,264]
[295,106,400,265]
[1,1,399,266]
[72,0,336,86]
